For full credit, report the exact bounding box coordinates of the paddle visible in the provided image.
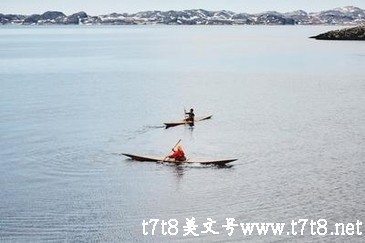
[183,108,190,125]
[160,139,182,163]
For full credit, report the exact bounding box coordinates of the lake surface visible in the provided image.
[0,25,365,242]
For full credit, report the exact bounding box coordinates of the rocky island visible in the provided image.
[311,25,365,40]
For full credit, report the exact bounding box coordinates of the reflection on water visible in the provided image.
[173,164,185,177]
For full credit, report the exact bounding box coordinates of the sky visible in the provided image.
[1,0,365,15]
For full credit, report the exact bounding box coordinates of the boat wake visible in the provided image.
[125,125,165,140]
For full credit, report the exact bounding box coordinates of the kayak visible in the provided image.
[122,153,237,166]
[164,115,212,128]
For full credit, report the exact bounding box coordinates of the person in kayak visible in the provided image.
[168,145,186,161]
[185,108,195,125]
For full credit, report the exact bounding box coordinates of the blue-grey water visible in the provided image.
[0,25,365,242]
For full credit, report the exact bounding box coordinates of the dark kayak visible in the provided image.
[122,153,237,166]
[164,115,212,128]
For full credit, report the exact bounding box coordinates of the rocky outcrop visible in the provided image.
[253,11,295,25]
[0,6,364,25]
[311,25,365,40]
[40,11,66,20]
[23,14,41,24]
[0,14,25,24]
[64,11,88,24]
[23,11,66,24]
[285,10,309,24]
[310,6,365,25]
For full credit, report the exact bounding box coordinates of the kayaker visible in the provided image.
[168,145,186,161]
[185,108,195,125]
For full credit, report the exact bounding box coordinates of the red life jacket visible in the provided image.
[170,150,186,161]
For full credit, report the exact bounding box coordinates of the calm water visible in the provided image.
[1,25,365,242]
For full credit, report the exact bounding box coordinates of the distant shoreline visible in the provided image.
[1,6,365,26]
